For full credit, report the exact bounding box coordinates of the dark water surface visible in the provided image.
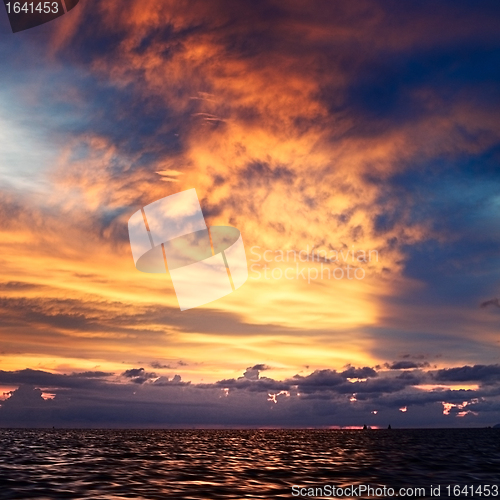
[0,428,499,499]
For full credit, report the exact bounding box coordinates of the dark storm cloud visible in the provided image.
[331,376,422,397]
[1,386,46,407]
[385,361,430,370]
[0,369,110,389]
[250,364,270,371]
[434,364,500,383]
[1,363,500,428]
[211,376,288,393]
[241,364,271,380]
[122,368,147,378]
[153,375,190,386]
[122,368,157,384]
[290,370,344,388]
[212,366,425,399]
[359,387,481,410]
[288,367,379,392]
[340,366,378,379]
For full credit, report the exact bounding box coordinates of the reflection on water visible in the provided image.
[0,428,499,499]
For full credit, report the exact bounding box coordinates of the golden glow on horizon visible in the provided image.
[416,384,480,392]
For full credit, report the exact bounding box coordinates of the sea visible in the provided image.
[0,428,499,499]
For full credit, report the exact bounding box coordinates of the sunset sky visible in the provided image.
[1,0,500,428]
